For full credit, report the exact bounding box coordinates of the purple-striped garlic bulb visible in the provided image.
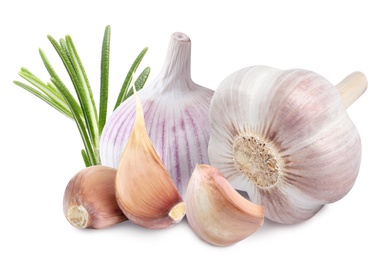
[100,32,214,198]
[208,66,367,224]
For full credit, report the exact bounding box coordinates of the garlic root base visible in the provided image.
[67,205,89,228]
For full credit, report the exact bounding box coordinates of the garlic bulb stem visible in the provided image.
[159,32,192,85]
[336,71,367,108]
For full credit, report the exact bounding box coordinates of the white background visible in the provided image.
[1,0,384,259]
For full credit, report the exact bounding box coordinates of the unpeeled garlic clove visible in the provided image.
[208,66,367,224]
[115,88,185,229]
[185,164,264,246]
[63,165,127,229]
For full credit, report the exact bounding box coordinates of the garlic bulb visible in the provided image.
[186,164,264,246]
[63,166,127,229]
[100,32,214,198]
[115,88,185,229]
[208,66,367,224]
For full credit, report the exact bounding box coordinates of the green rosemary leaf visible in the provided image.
[38,49,84,117]
[18,68,69,109]
[123,67,151,101]
[81,149,91,167]
[46,82,82,118]
[47,36,70,74]
[19,67,58,96]
[47,36,84,109]
[13,80,73,119]
[51,77,97,166]
[38,49,69,103]
[135,67,151,88]
[99,25,111,134]
[65,35,100,153]
[114,47,148,110]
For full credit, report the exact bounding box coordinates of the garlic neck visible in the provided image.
[336,71,367,109]
[157,32,194,91]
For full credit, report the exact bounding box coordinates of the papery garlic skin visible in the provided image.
[100,32,214,198]
[186,164,264,246]
[63,166,127,229]
[208,65,365,224]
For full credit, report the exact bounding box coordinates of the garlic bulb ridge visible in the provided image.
[100,32,214,198]
[208,66,367,224]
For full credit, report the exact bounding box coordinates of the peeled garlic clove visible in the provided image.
[63,165,127,229]
[186,164,264,246]
[208,66,367,224]
[115,88,185,229]
[100,32,214,198]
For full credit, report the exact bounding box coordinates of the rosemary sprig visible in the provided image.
[13,25,150,166]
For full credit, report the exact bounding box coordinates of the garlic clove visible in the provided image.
[208,66,366,224]
[63,165,127,229]
[115,88,185,229]
[185,164,264,246]
[100,32,214,199]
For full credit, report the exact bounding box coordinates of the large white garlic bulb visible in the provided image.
[100,32,214,198]
[208,65,367,224]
